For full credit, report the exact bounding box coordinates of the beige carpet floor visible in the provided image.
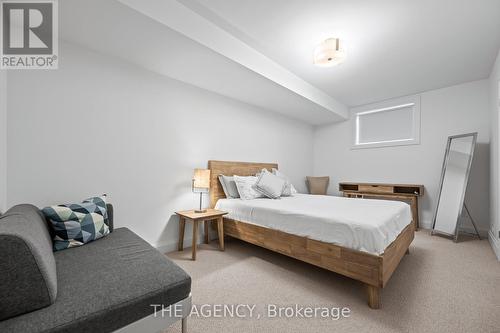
[165,231,500,333]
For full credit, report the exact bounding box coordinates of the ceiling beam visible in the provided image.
[118,0,348,120]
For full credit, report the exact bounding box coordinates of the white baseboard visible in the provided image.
[154,234,215,254]
[420,220,432,230]
[155,240,179,254]
[459,226,489,238]
[422,219,489,238]
[488,230,500,261]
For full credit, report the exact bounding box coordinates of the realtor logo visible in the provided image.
[1,0,58,69]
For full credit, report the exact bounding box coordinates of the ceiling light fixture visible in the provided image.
[313,38,346,67]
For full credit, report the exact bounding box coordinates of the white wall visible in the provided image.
[6,42,314,251]
[489,49,500,259]
[0,71,6,214]
[314,80,490,232]
[4,40,497,256]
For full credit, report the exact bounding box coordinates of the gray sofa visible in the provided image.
[0,204,191,333]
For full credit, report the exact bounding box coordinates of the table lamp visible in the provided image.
[192,168,210,213]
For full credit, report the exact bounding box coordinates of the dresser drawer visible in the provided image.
[358,185,393,194]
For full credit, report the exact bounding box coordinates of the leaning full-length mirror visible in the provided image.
[432,133,477,240]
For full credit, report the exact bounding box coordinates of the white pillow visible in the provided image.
[272,168,298,196]
[254,169,286,199]
[233,176,265,200]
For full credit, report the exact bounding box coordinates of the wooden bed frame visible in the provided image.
[208,160,414,309]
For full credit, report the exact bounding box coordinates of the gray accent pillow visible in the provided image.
[0,204,58,320]
[254,169,286,199]
[218,175,240,198]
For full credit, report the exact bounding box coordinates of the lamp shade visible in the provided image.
[313,38,346,67]
[193,169,210,193]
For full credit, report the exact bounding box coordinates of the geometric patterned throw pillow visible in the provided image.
[42,195,110,251]
[82,195,109,226]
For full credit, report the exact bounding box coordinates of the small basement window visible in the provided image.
[351,95,421,149]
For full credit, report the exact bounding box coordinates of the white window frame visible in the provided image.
[351,95,421,149]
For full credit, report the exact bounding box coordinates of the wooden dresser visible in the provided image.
[339,182,424,230]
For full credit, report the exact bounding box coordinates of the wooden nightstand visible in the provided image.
[175,209,228,260]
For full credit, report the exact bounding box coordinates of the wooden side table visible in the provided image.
[175,209,228,260]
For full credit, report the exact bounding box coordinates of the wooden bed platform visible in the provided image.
[208,160,415,309]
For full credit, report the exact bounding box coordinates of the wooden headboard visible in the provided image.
[207,160,278,208]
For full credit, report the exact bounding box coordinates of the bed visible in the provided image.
[208,160,415,309]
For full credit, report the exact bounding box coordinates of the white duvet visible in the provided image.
[215,194,412,255]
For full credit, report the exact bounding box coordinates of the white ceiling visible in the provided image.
[186,0,500,106]
[60,0,500,125]
[60,0,347,125]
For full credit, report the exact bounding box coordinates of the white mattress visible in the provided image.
[215,194,412,255]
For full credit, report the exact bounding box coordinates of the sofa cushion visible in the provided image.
[42,196,110,251]
[105,203,114,232]
[0,227,191,333]
[0,204,58,321]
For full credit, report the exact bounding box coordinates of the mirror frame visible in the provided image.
[431,132,477,241]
